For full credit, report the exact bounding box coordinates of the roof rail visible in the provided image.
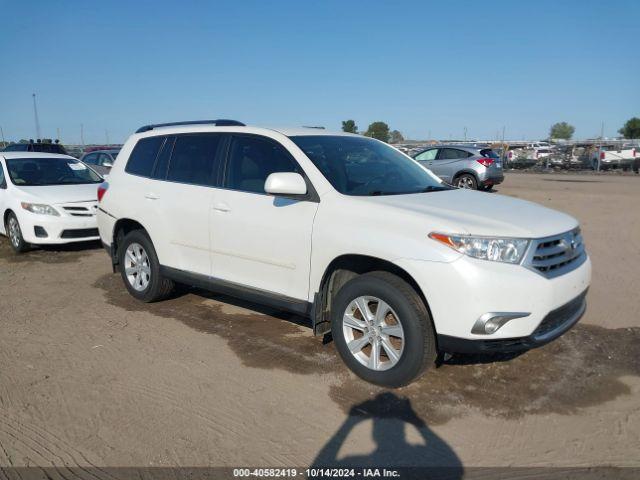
[135,119,245,133]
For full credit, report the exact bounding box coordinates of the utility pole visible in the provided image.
[56,128,61,142]
[105,129,110,145]
[463,126,467,142]
[597,122,604,172]
[80,124,85,147]
[32,93,41,140]
[0,126,5,144]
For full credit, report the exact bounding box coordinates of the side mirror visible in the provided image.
[264,172,307,196]
[102,161,113,168]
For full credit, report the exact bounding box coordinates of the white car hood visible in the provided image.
[368,189,578,238]
[13,183,99,205]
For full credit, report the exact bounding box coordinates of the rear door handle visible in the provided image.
[213,202,230,213]
[144,193,159,200]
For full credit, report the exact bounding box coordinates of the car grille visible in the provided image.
[524,228,586,278]
[61,202,98,217]
[532,290,587,339]
[60,228,99,239]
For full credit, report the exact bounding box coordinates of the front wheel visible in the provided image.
[331,271,436,387]
[454,173,477,190]
[118,229,174,302]
[5,212,29,253]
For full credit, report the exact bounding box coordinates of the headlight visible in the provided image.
[21,202,60,216]
[429,232,529,264]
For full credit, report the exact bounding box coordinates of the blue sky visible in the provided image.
[1,0,638,143]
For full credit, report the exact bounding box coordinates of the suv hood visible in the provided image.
[13,183,99,205]
[368,189,578,238]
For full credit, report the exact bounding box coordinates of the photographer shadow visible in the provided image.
[312,392,463,477]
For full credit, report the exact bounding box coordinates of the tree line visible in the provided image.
[340,117,640,143]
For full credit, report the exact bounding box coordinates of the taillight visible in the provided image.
[97,181,109,202]
[477,158,494,167]
[633,149,636,158]
[508,151,513,159]
[600,151,605,160]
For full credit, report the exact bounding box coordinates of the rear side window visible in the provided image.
[225,135,300,194]
[439,148,472,160]
[83,153,99,165]
[166,134,224,186]
[125,136,164,177]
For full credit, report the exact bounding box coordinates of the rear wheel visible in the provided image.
[331,271,436,387]
[454,173,477,190]
[118,229,174,302]
[5,212,29,253]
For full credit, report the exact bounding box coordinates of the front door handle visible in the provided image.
[213,202,231,213]
[145,193,159,200]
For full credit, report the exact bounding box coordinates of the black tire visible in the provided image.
[5,212,30,253]
[118,229,174,302]
[331,271,436,387]
[454,173,478,190]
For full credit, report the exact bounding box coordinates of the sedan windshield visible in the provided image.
[290,135,447,196]
[6,157,102,186]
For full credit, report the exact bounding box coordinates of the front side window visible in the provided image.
[290,135,446,196]
[225,135,301,194]
[126,136,164,177]
[0,162,5,186]
[415,149,438,161]
[6,157,102,186]
[167,134,223,186]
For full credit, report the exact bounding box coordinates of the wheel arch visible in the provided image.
[311,254,432,336]
[110,218,149,268]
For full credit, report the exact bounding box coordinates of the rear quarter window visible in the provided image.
[125,136,164,177]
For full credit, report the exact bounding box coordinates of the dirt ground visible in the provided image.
[0,172,639,473]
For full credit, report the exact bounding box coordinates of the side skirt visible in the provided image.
[160,266,313,318]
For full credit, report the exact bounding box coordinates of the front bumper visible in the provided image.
[395,253,591,348]
[437,289,587,353]
[17,210,99,244]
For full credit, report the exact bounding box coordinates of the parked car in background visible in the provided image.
[98,121,589,387]
[412,145,504,190]
[0,152,102,252]
[2,139,68,155]
[580,145,636,170]
[80,149,120,176]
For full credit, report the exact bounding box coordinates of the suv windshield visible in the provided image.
[6,157,102,186]
[290,135,447,196]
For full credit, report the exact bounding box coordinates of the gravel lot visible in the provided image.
[0,172,638,472]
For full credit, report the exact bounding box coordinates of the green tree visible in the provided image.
[549,122,575,140]
[618,117,640,139]
[389,130,405,143]
[364,121,390,142]
[341,119,358,134]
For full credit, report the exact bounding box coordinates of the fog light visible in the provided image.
[34,226,48,238]
[472,312,531,335]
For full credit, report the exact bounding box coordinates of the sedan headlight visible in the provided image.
[429,232,529,264]
[21,202,60,216]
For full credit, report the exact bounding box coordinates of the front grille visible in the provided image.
[61,202,98,217]
[60,228,99,239]
[524,228,586,278]
[533,290,587,338]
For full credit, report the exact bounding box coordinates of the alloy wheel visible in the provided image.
[124,242,151,291]
[456,176,475,189]
[8,217,21,248]
[342,296,405,371]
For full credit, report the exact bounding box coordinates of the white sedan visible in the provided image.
[0,152,103,253]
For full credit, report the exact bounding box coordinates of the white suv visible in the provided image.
[97,120,591,387]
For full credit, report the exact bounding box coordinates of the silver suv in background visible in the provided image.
[412,145,504,190]
[80,149,120,176]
